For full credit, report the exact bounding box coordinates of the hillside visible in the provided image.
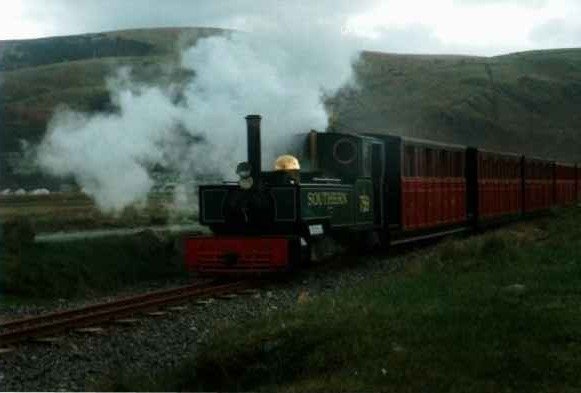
[0,27,226,189]
[1,28,581,189]
[0,27,226,71]
[331,49,581,161]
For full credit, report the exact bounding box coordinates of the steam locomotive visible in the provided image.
[184,114,578,273]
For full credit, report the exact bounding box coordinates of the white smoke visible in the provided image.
[37,23,360,213]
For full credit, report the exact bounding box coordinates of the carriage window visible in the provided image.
[426,148,434,177]
[451,152,457,177]
[417,147,425,177]
[448,151,454,178]
[440,151,448,178]
[453,151,462,177]
[503,160,507,179]
[404,146,416,177]
[483,157,488,179]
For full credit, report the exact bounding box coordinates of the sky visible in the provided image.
[1,0,580,56]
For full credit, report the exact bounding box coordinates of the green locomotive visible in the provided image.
[187,114,384,272]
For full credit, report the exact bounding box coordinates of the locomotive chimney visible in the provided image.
[245,114,262,182]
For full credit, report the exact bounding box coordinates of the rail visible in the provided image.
[0,280,249,346]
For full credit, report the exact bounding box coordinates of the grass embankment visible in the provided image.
[106,207,581,392]
[0,230,186,301]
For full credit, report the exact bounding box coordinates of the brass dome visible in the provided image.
[274,155,300,171]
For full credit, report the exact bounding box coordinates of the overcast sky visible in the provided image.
[1,0,580,56]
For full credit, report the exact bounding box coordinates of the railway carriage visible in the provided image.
[468,149,523,224]
[371,135,468,243]
[184,114,580,274]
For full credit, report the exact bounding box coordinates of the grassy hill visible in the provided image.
[0,27,225,188]
[0,27,226,71]
[1,28,581,188]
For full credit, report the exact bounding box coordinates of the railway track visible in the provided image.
[0,280,250,347]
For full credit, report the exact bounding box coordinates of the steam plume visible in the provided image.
[38,24,359,213]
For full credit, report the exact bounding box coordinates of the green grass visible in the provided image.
[100,207,581,392]
[0,232,185,300]
[0,192,183,232]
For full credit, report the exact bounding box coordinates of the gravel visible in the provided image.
[0,254,400,391]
